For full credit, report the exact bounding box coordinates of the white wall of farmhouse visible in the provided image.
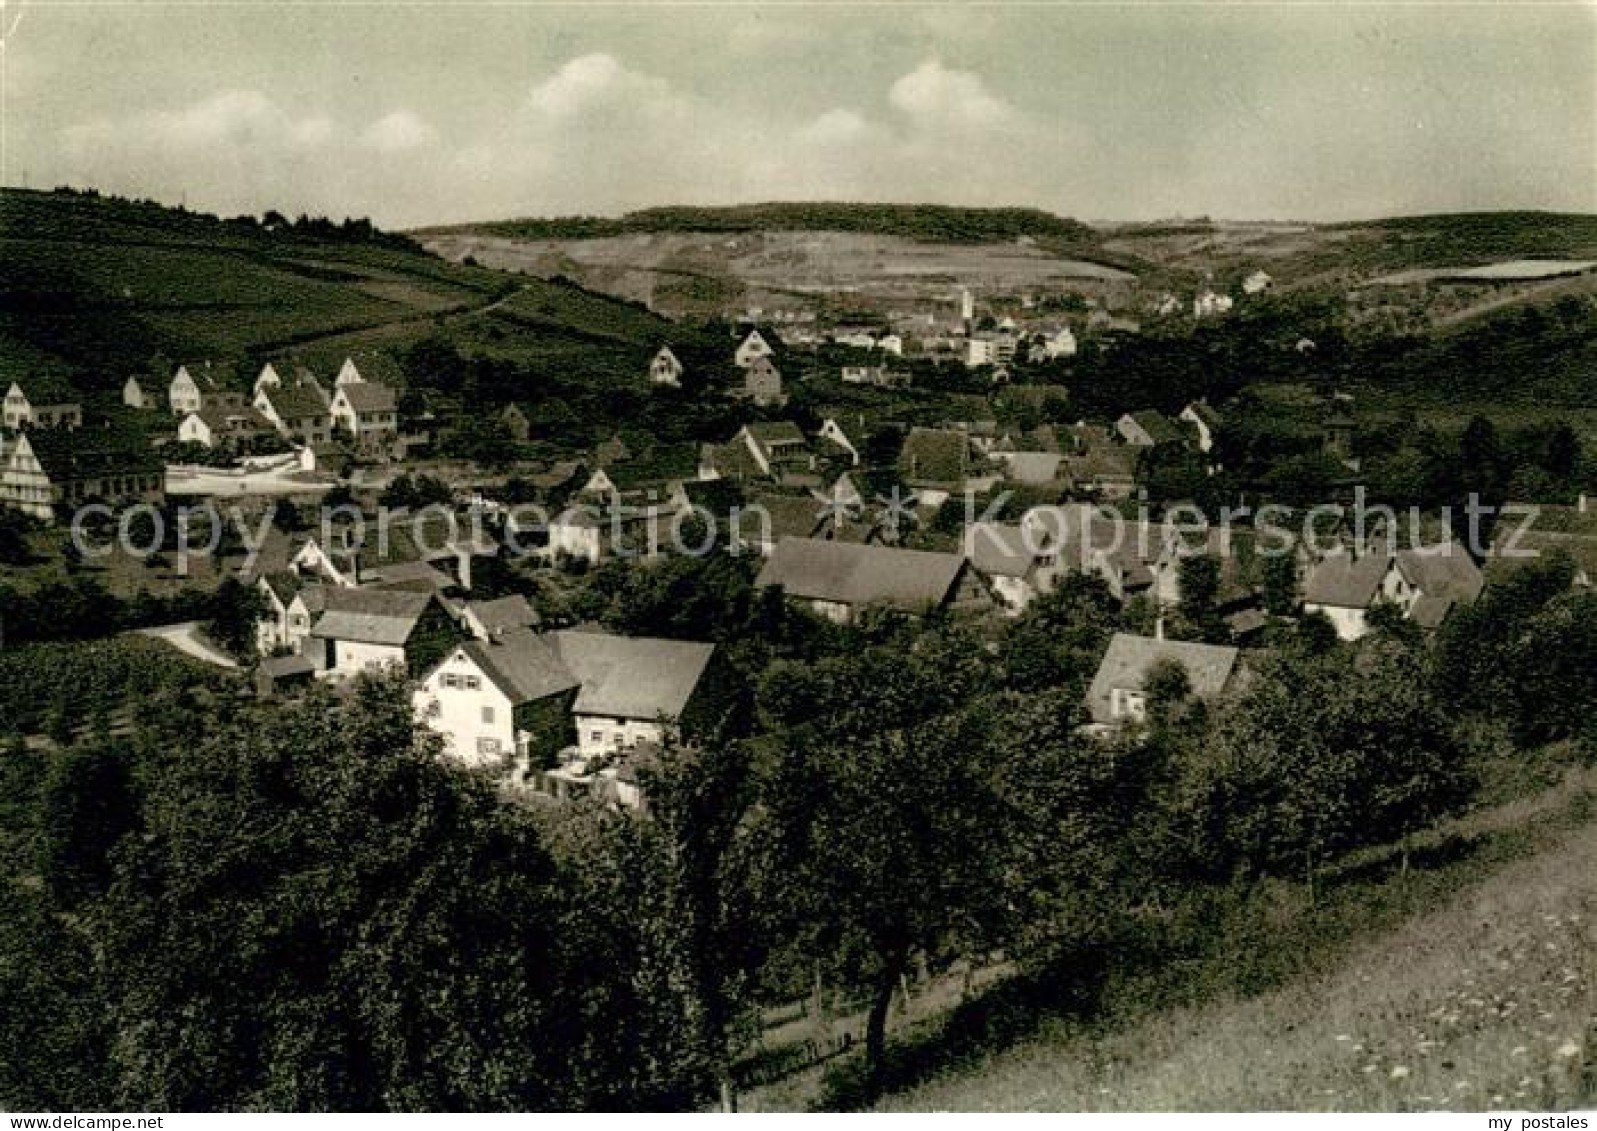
[414,649,519,767]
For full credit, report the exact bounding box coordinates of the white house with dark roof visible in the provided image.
[1302,548,1391,640]
[460,594,540,641]
[329,381,399,447]
[306,586,456,677]
[649,346,684,388]
[413,628,717,799]
[1379,542,1484,630]
[1087,631,1240,727]
[963,521,1057,613]
[122,375,148,410]
[254,379,333,447]
[734,328,774,369]
[4,379,82,431]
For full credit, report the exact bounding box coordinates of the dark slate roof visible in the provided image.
[897,427,970,486]
[552,629,716,721]
[458,630,580,704]
[1394,543,1484,605]
[8,374,79,405]
[743,493,830,544]
[310,587,435,645]
[1126,410,1187,446]
[744,421,806,448]
[756,537,969,611]
[963,522,1041,579]
[679,478,746,514]
[465,594,540,636]
[1303,550,1390,609]
[336,382,398,413]
[1087,632,1240,724]
[262,382,331,420]
[20,428,162,481]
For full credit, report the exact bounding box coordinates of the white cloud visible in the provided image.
[526,53,679,121]
[796,108,872,147]
[888,60,1017,129]
[360,110,438,153]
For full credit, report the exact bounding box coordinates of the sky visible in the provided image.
[2,1,1593,228]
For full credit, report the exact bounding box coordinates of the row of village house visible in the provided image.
[247,505,1243,805]
[0,358,403,519]
[247,475,1586,808]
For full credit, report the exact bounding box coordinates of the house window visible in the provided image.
[590,730,603,745]
[481,705,495,724]
[442,674,460,689]
[426,700,441,718]
[477,737,501,756]
[463,675,481,691]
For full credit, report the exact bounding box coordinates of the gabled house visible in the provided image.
[413,627,718,806]
[254,380,333,448]
[1116,410,1187,448]
[1380,543,1484,630]
[254,571,326,655]
[4,378,83,431]
[743,356,786,407]
[1302,548,1390,640]
[307,587,460,678]
[169,362,243,416]
[0,429,164,520]
[122,375,148,411]
[734,328,775,369]
[460,594,540,641]
[253,362,286,397]
[334,357,366,387]
[756,536,990,623]
[178,405,274,450]
[963,521,1056,613]
[1178,401,1222,454]
[1023,504,1160,602]
[329,381,399,449]
[501,403,533,443]
[649,346,684,388]
[1087,632,1240,727]
[897,426,977,496]
[816,418,863,466]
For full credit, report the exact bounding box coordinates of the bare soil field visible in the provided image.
[422,230,1135,317]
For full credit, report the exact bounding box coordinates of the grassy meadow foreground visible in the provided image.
[749,769,1597,1112]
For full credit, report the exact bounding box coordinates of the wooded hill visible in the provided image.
[421,202,1110,251]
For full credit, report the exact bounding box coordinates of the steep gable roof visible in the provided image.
[464,594,540,637]
[897,426,971,486]
[310,587,436,645]
[261,382,331,420]
[336,382,397,414]
[1087,632,1240,724]
[1394,543,1484,604]
[1304,549,1390,609]
[1126,410,1187,446]
[457,630,579,705]
[551,629,716,721]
